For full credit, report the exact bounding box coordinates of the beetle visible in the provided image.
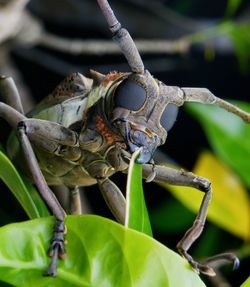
[0,0,249,277]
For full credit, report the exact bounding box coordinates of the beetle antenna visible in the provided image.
[97,0,144,74]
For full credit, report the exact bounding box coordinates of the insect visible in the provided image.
[0,0,249,278]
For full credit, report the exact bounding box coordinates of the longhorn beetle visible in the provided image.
[0,0,249,277]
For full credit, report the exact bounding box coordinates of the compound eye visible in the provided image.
[160,104,179,131]
[114,79,146,111]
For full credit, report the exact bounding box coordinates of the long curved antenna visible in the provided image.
[181,88,250,123]
[97,0,144,74]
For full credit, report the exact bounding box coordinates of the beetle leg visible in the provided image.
[68,186,82,215]
[0,76,24,114]
[0,102,25,127]
[175,184,216,276]
[145,160,156,183]
[98,178,126,224]
[143,164,210,189]
[142,164,239,276]
[0,76,68,276]
[19,118,78,147]
[17,122,66,276]
[17,122,66,220]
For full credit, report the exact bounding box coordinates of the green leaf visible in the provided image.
[225,22,250,72]
[186,101,250,188]
[150,197,194,234]
[225,0,242,17]
[125,148,152,237]
[162,152,250,240]
[0,150,50,219]
[241,276,250,287]
[0,215,205,287]
[0,281,13,287]
[186,21,250,71]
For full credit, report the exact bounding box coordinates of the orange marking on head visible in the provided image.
[102,71,124,87]
[95,115,123,145]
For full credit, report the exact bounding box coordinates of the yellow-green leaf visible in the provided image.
[0,150,50,219]
[126,148,152,237]
[186,101,250,188]
[241,276,250,287]
[161,151,250,240]
[0,216,206,287]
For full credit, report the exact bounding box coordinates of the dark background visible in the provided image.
[0,0,249,286]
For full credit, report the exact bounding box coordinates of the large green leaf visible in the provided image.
[0,215,205,287]
[163,152,250,240]
[241,276,250,287]
[225,21,250,71]
[186,101,250,188]
[186,21,250,71]
[225,0,242,17]
[125,148,152,237]
[0,150,50,219]
[150,197,194,234]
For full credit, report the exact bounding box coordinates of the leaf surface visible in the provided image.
[0,151,49,219]
[0,216,206,287]
[241,276,250,287]
[186,101,250,187]
[125,148,152,237]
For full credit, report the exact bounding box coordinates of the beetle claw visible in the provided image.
[196,264,216,277]
[186,256,216,277]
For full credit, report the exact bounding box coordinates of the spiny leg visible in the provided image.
[0,102,25,127]
[16,118,89,275]
[98,178,126,224]
[17,122,67,276]
[0,104,67,276]
[68,186,82,215]
[17,123,66,221]
[176,183,215,275]
[19,118,79,148]
[143,164,210,189]
[0,75,24,114]
[142,164,239,276]
[18,119,84,255]
[0,76,67,276]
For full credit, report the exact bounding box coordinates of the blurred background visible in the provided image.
[0,0,250,286]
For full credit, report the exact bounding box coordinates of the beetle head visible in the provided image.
[107,71,180,164]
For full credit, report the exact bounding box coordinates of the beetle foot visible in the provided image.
[190,260,216,277]
[178,249,216,276]
[44,220,67,277]
[179,249,239,277]
[202,253,240,271]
